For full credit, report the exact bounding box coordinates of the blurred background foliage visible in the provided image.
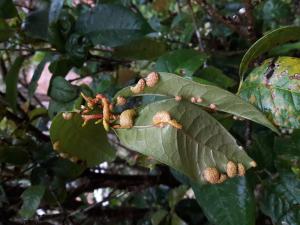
[0,0,300,224]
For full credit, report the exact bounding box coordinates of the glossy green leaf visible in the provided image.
[192,177,256,225]
[48,76,79,103]
[115,99,255,183]
[75,4,153,47]
[0,0,17,19]
[260,173,300,225]
[239,57,300,129]
[19,185,46,219]
[5,56,26,112]
[50,113,115,167]
[239,26,300,79]
[155,49,207,76]
[114,72,278,133]
[113,38,167,60]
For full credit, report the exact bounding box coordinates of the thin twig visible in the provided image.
[244,0,256,40]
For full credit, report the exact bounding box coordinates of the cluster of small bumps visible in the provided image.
[130,72,160,94]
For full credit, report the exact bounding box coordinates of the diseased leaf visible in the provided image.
[113,38,167,60]
[48,76,79,103]
[115,99,255,183]
[155,49,208,76]
[75,4,153,47]
[114,72,278,133]
[239,57,300,129]
[50,113,115,167]
[260,173,300,225]
[19,185,46,219]
[5,56,26,112]
[192,177,256,225]
[239,26,300,80]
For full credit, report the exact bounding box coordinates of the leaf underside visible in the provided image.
[115,99,254,183]
[114,72,279,133]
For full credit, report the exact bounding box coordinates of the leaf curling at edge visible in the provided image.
[114,72,279,134]
[114,99,256,184]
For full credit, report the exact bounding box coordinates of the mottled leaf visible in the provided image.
[239,57,300,129]
[50,113,115,167]
[114,72,278,133]
[192,177,256,225]
[239,26,300,80]
[115,99,255,183]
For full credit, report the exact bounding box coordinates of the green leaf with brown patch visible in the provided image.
[239,57,300,129]
[114,99,255,184]
[114,72,278,133]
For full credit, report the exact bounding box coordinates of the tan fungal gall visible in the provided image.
[145,72,159,87]
[226,161,237,178]
[190,97,196,103]
[120,109,136,128]
[175,96,182,101]
[218,174,227,184]
[209,103,217,110]
[152,111,171,124]
[116,96,127,106]
[250,161,257,167]
[196,97,203,103]
[130,79,145,94]
[53,141,60,151]
[238,163,246,176]
[62,112,73,120]
[203,167,220,184]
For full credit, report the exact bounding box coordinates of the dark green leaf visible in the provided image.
[113,38,167,60]
[239,26,300,80]
[48,76,79,103]
[0,0,17,19]
[19,185,46,219]
[260,173,300,225]
[151,210,168,225]
[0,146,29,165]
[269,42,300,56]
[155,49,208,76]
[239,57,300,129]
[28,54,51,100]
[75,4,153,47]
[274,130,300,157]
[115,99,255,183]
[49,158,85,179]
[50,113,115,167]
[192,177,256,225]
[24,8,49,40]
[114,72,278,133]
[48,56,73,76]
[5,56,26,112]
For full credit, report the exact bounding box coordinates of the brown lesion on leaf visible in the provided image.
[145,72,160,87]
[152,111,182,129]
[130,79,146,94]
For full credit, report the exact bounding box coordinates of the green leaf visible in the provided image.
[151,210,168,225]
[0,19,14,42]
[239,57,300,129]
[24,8,49,40]
[75,4,153,47]
[49,158,85,179]
[274,130,300,157]
[113,38,167,60]
[269,41,300,56]
[5,56,26,112]
[48,56,73,76]
[171,214,188,225]
[50,113,115,167]
[0,0,17,19]
[155,49,207,76]
[168,185,188,208]
[115,99,255,183]
[239,26,300,80]
[19,185,46,219]
[49,0,64,23]
[197,66,236,89]
[260,173,300,225]
[192,177,256,225]
[114,72,278,133]
[28,54,51,100]
[48,76,79,103]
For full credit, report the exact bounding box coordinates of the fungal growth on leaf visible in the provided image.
[145,72,160,87]
[203,167,220,184]
[116,96,127,106]
[119,109,137,128]
[130,79,145,94]
[152,111,182,129]
[226,161,238,178]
